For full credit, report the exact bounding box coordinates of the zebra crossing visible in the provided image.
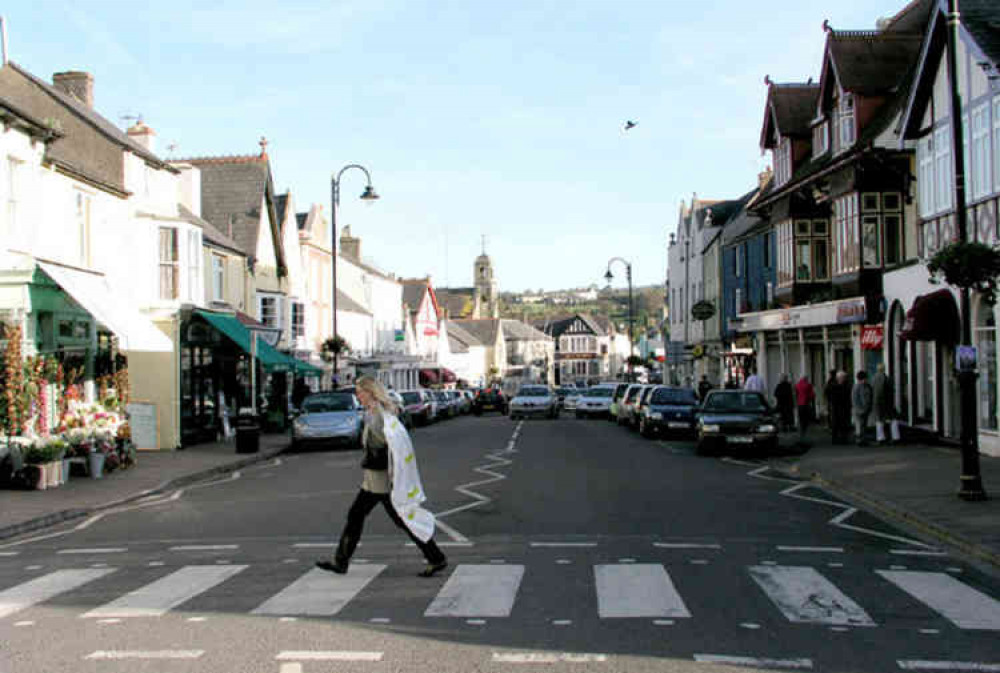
[0,560,998,630]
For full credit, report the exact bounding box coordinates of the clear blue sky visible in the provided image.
[9,0,910,292]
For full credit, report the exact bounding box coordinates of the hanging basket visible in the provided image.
[927,241,1000,304]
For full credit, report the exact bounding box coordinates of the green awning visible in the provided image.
[287,356,324,376]
[196,310,286,369]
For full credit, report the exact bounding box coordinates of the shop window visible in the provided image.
[976,307,998,431]
[158,227,179,300]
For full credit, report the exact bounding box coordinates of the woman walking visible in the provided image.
[774,374,795,432]
[317,376,448,577]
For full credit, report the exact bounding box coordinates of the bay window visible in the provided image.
[211,254,225,302]
[776,220,793,287]
[970,103,991,201]
[186,229,202,303]
[832,193,859,276]
[158,227,179,300]
[291,301,305,339]
[790,219,830,283]
[934,125,953,212]
[775,137,792,186]
[839,93,855,149]
[258,294,280,328]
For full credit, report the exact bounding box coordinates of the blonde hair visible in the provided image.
[355,376,400,415]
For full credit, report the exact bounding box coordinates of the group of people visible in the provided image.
[697,363,899,446]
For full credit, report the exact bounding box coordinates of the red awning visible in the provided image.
[441,368,457,383]
[419,368,439,385]
[899,289,960,344]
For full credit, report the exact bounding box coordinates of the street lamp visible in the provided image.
[605,257,634,382]
[330,164,379,387]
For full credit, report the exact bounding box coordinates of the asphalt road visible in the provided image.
[1,413,998,673]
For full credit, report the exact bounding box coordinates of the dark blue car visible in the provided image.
[639,386,700,438]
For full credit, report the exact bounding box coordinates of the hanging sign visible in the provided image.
[691,300,716,321]
[860,325,884,350]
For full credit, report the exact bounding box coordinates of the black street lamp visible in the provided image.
[605,257,634,382]
[330,164,379,387]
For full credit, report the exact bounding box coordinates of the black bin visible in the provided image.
[234,413,260,454]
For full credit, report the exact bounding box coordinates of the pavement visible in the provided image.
[0,424,997,573]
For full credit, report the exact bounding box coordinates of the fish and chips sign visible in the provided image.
[731,297,867,332]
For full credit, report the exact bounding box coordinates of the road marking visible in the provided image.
[97,618,121,624]
[877,570,1000,630]
[897,661,1000,671]
[492,653,608,663]
[85,650,204,660]
[694,654,813,669]
[13,620,33,626]
[776,546,844,553]
[552,619,572,625]
[0,568,115,619]
[595,564,691,619]
[168,545,239,552]
[467,618,486,625]
[280,664,303,673]
[653,542,722,549]
[654,619,675,626]
[253,565,385,616]
[0,552,19,557]
[83,565,246,618]
[749,565,875,626]
[741,622,762,629]
[530,542,597,548]
[369,617,391,623]
[25,565,42,570]
[57,548,126,554]
[891,549,949,557]
[425,565,524,617]
[292,542,336,549]
[276,651,383,661]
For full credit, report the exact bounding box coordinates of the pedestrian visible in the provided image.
[795,374,816,444]
[851,370,874,447]
[724,377,738,390]
[823,369,838,430]
[698,374,713,402]
[830,371,853,444]
[744,368,765,393]
[316,376,448,578]
[774,374,795,432]
[291,377,311,410]
[871,363,897,445]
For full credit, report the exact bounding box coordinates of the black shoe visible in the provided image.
[418,559,448,578]
[316,559,348,574]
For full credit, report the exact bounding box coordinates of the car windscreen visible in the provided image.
[651,388,698,405]
[703,392,768,412]
[401,392,421,404]
[585,387,615,397]
[302,395,355,413]
[517,387,549,397]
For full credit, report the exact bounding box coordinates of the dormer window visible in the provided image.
[812,121,829,157]
[775,137,792,186]
[838,93,855,149]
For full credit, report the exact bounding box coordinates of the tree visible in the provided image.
[928,241,1000,304]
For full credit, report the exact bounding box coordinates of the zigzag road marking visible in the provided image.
[747,465,935,549]
[432,421,524,543]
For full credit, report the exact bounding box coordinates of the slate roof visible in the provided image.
[721,192,766,246]
[827,31,924,95]
[401,279,430,312]
[961,0,1000,67]
[446,321,482,353]
[761,83,819,149]
[501,319,552,342]
[0,92,62,140]
[436,288,475,318]
[274,193,289,229]
[449,319,501,346]
[704,190,758,251]
[296,213,308,231]
[176,155,277,261]
[178,204,244,255]
[337,289,371,316]
[538,313,607,338]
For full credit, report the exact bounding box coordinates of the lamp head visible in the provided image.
[604,269,614,284]
[360,185,379,201]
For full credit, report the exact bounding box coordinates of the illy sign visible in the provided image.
[860,325,884,350]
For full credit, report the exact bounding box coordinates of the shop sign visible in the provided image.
[691,300,716,321]
[860,325,884,350]
[732,296,869,332]
[394,329,405,342]
[836,297,867,324]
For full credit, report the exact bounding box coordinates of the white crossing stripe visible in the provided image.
[253,565,385,616]
[276,651,383,661]
[82,565,245,618]
[749,565,875,626]
[898,661,1000,671]
[492,652,608,663]
[168,545,239,552]
[57,548,126,554]
[0,568,115,619]
[425,565,524,617]
[595,564,691,618]
[878,570,1000,630]
[694,654,813,669]
[85,650,204,660]
[0,552,20,557]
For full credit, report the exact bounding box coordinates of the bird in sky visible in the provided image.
[624,120,637,131]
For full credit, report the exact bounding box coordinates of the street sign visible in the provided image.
[691,300,715,321]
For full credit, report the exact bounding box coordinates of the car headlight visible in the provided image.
[756,424,777,433]
[701,424,721,433]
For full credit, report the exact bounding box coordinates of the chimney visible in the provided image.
[340,225,361,262]
[52,71,94,107]
[758,166,773,190]
[127,120,156,153]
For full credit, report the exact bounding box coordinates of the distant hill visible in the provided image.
[499,285,666,337]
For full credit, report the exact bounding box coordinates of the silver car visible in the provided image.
[291,392,363,450]
[509,384,559,420]
[575,385,616,418]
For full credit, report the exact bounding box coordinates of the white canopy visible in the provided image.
[38,261,173,353]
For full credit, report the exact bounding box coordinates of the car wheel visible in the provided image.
[639,420,653,438]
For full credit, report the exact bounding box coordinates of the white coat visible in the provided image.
[383,414,436,543]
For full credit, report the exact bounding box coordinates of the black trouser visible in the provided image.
[335,488,445,565]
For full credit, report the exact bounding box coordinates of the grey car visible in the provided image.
[509,385,559,420]
[291,392,363,451]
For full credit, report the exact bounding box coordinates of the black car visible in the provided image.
[695,390,779,456]
[472,388,508,416]
[639,386,700,438]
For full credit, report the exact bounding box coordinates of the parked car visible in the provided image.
[473,388,508,415]
[695,390,779,456]
[616,384,644,425]
[576,384,616,418]
[290,392,363,451]
[434,390,455,419]
[632,385,657,430]
[639,386,700,438]
[451,390,472,415]
[400,389,435,426]
[609,382,630,421]
[561,387,582,412]
[388,390,412,428]
[509,385,559,420]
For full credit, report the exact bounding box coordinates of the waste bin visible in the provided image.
[234,410,260,454]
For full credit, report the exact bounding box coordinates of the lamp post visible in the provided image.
[330,164,379,387]
[605,257,634,382]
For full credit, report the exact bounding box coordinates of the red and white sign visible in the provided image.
[861,325,884,350]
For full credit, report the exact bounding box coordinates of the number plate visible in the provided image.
[727,436,754,444]
[668,422,689,429]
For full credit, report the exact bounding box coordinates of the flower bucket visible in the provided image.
[87,451,105,479]
[62,459,71,484]
[34,464,48,490]
[47,461,61,488]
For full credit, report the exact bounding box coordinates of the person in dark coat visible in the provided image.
[852,370,874,447]
[774,374,795,432]
[823,369,838,430]
[698,375,713,402]
[830,371,853,444]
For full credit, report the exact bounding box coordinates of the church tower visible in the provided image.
[473,238,498,319]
